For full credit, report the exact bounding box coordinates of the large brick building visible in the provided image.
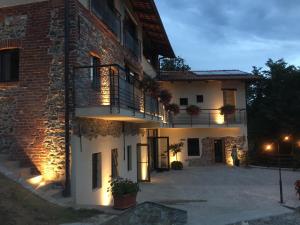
[0,0,253,206]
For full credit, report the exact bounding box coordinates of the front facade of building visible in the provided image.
[0,0,254,206]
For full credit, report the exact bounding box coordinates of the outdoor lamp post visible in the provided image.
[264,136,291,204]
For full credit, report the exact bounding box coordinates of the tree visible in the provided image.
[247,59,300,153]
[160,56,191,71]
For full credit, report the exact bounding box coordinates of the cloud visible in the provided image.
[155,0,300,71]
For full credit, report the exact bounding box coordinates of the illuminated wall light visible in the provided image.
[27,175,43,185]
[215,113,225,125]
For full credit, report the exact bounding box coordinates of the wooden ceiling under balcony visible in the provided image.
[131,0,175,58]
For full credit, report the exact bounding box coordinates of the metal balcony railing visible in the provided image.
[124,30,141,60]
[169,108,246,127]
[91,3,121,38]
[74,64,165,121]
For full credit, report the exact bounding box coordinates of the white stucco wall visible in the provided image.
[71,133,143,206]
[161,80,246,110]
[159,127,247,166]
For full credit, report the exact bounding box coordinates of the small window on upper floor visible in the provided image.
[196,95,204,103]
[0,49,19,82]
[180,98,188,106]
[90,56,101,89]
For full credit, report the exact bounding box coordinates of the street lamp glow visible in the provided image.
[283,136,290,142]
[265,144,273,151]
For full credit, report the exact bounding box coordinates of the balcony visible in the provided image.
[124,30,141,60]
[91,3,121,38]
[169,109,246,128]
[74,64,167,124]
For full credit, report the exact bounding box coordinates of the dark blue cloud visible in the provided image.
[155,0,300,71]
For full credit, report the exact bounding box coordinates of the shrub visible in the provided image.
[108,177,140,197]
[166,103,180,115]
[186,105,200,116]
[171,161,183,170]
[219,104,236,115]
[159,89,172,105]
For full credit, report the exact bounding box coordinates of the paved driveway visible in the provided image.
[137,165,300,225]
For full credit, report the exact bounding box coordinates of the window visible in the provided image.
[223,89,236,106]
[127,145,132,171]
[92,153,102,189]
[90,56,100,89]
[196,95,204,103]
[91,0,120,38]
[0,49,19,82]
[111,149,119,178]
[180,98,188,106]
[187,138,200,156]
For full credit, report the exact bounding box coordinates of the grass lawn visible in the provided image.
[0,173,101,225]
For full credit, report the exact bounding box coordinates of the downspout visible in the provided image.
[63,0,71,197]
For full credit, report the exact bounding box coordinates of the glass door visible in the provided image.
[148,137,170,171]
[137,144,150,182]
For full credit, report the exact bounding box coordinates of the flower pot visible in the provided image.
[113,193,137,210]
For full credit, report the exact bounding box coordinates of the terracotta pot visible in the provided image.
[113,193,137,210]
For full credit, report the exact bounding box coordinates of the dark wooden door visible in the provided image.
[214,140,223,163]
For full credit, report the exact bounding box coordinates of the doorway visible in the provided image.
[148,137,170,171]
[214,140,224,163]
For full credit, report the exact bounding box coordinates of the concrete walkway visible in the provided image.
[137,165,300,225]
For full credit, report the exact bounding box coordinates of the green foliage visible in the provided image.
[171,161,183,170]
[159,89,172,105]
[166,103,180,115]
[169,142,184,161]
[247,59,300,153]
[139,76,160,97]
[108,177,140,197]
[219,104,236,115]
[160,57,191,71]
[186,105,200,116]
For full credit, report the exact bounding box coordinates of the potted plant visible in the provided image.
[159,89,172,106]
[140,76,160,97]
[219,104,236,115]
[108,177,140,210]
[169,142,184,170]
[186,105,200,116]
[295,180,300,199]
[166,103,180,115]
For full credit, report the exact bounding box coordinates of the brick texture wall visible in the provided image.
[0,0,66,180]
[0,0,145,181]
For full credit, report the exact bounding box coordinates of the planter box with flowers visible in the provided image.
[108,177,140,210]
[219,104,236,115]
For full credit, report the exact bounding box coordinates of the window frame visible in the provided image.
[0,49,20,82]
[92,152,102,190]
[187,138,200,157]
[180,98,188,106]
[196,95,204,103]
[127,145,132,171]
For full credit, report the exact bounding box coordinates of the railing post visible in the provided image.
[208,111,211,127]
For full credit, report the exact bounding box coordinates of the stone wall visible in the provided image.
[0,86,17,154]
[199,136,247,166]
[0,0,66,180]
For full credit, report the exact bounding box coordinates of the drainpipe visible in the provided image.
[63,0,71,197]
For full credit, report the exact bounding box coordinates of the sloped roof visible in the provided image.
[131,0,175,58]
[158,70,258,81]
